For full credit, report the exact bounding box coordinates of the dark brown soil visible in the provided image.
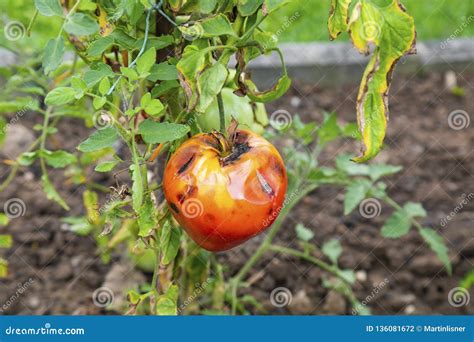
[1,70,473,315]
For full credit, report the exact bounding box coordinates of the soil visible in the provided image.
[1,70,473,315]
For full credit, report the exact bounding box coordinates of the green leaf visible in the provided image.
[349,0,416,162]
[134,35,174,50]
[328,0,352,40]
[151,80,180,97]
[460,270,474,290]
[196,63,228,113]
[121,67,139,82]
[381,209,411,238]
[344,179,372,215]
[136,48,156,76]
[41,174,70,210]
[367,164,402,181]
[419,228,452,275]
[238,0,263,16]
[0,235,12,249]
[148,63,178,82]
[0,214,9,226]
[244,74,291,103]
[137,196,156,237]
[156,284,179,315]
[131,163,144,212]
[338,269,356,284]
[264,0,291,13]
[83,190,99,224]
[84,63,114,87]
[403,202,427,218]
[144,99,165,116]
[381,202,426,238]
[98,78,111,95]
[180,14,235,39]
[45,87,76,106]
[93,96,106,110]
[35,0,63,17]
[177,45,207,82]
[64,13,99,35]
[140,93,152,107]
[0,258,8,278]
[295,223,314,242]
[71,77,88,93]
[335,154,370,176]
[95,160,119,172]
[77,127,118,152]
[61,216,92,236]
[176,45,208,110]
[18,151,39,166]
[318,112,342,146]
[87,35,115,57]
[0,98,38,112]
[43,37,65,74]
[138,120,190,144]
[161,221,182,265]
[322,239,343,264]
[42,150,77,168]
[141,93,164,116]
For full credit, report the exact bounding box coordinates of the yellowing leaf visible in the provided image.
[349,0,416,162]
[97,5,114,36]
[328,0,352,40]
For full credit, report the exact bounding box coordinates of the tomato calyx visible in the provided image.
[208,119,251,166]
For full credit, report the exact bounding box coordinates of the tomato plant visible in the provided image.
[0,0,451,315]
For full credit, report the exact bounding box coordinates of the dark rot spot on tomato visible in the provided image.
[201,136,220,150]
[270,156,285,177]
[221,142,251,166]
[234,130,248,144]
[169,202,180,214]
[178,154,195,174]
[256,171,274,197]
[178,185,197,204]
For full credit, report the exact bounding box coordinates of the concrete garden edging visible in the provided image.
[245,37,474,87]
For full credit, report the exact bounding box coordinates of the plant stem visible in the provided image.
[85,93,125,116]
[56,0,82,39]
[0,138,40,192]
[218,15,244,65]
[268,245,345,283]
[151,243,161,313]
[26,10,39,37]
[107,6,153,96]
[217,92,225,133]
[383,195,424,231]
[269,245,350,285]
[230,182,317,314]
[39,107,53,174]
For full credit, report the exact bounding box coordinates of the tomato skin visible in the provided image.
[163,129,287,251]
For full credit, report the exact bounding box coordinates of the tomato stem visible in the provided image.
[217,91,226,134]
[229,182,317,314]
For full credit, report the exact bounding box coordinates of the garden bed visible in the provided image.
[1,69,473,315]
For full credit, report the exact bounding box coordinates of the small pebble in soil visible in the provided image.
[290,96,302,108]
[404,304,416,315]
[444,70,457,90]
[2,125,35,159]
[355,270,367,282]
